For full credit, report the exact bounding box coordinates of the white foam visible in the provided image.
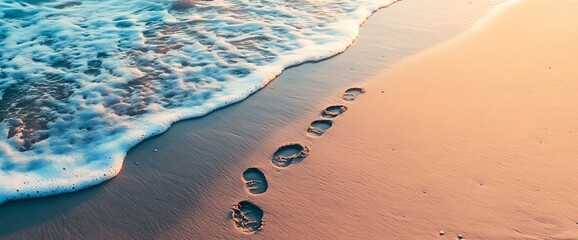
[0,0,398,203]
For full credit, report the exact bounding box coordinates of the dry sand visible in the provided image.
[243,0,578,239]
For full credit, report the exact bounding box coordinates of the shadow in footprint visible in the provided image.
[307,120,333,137]
[242,168,268,195]
[343,87,365,101]
[231,201,264,234]
[271,143,310,168]
[321,105,348,118]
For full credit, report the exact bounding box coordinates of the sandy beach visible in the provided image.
[265,0,578,238]
[5,0,578,239]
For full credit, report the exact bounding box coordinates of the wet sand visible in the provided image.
[0,0,502,239]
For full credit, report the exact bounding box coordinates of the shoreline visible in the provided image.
[0,0,399,205]
[0,1,503,239]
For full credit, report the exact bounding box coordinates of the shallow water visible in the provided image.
[0,0,397,202]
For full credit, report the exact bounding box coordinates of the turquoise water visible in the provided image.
[0,0,397,203]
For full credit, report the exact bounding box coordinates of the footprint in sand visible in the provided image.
[307,119,333,137]
[271,143,310,168]
[342,87,365,101]
[242,168,268,195]
[321,105,348,118]
[231,201,264,234]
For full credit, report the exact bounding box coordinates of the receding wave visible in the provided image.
[0,0,397,203]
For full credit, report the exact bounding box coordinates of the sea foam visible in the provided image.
[0,0,397,203]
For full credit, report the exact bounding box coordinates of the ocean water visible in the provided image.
[0,0,396,203]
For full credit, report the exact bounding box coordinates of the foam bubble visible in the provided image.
[0,0,398,203]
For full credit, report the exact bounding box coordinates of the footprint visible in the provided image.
[231,201,264,234]
[242,168,268,195]
[343,87,365,101]
[271,143,310,168]
[321,105,348,118]
[307,120,333,137]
